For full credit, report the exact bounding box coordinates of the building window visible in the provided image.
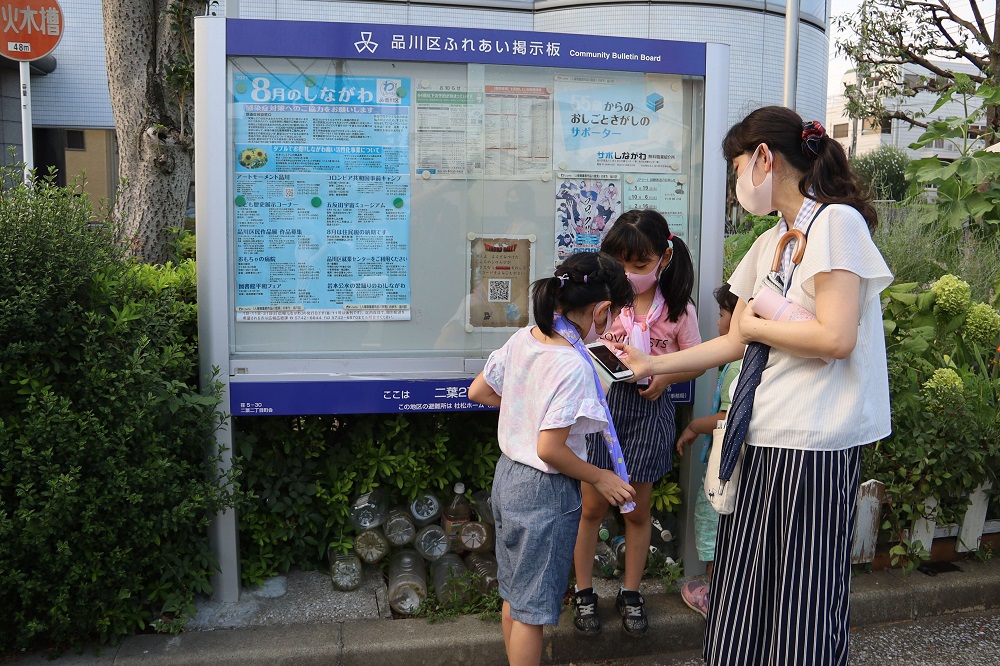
[65,130,85,151]
[833,123,848,139]
[932,138,945,149]
[881,118,892,134]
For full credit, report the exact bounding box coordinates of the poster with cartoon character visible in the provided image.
[554,172,622,261]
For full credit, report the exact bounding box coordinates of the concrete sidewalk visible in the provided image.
[16,558,1000,665]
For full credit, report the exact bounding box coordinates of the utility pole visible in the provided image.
[783,0,800,108]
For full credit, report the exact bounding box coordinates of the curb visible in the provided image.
[16,558,1000,665]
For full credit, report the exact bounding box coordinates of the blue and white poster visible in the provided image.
[623,174,689,239]
[231,72,413,321]
[553,73,684,173]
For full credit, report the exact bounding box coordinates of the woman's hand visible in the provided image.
[593,470,636,507]
[738,303,764,345]
[613,343,653,381]
[638,373,671,402]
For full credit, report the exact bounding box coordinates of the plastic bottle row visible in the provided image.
[386,548,499,614]
[331,546,499,613]
[592,538,677,579]
[349,484,494,533]
[349,483,495,566]
[597,510,677,546]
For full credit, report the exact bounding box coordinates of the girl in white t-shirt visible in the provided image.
[618,106,892,666]
[469,251,636,666]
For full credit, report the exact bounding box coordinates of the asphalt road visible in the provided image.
[562,607,1000,665]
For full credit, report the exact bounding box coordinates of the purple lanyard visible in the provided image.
[552,313,636,513]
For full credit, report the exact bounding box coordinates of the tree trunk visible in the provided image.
[103,0,193,265]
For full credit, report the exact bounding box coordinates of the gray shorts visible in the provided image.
[491,454,582,626]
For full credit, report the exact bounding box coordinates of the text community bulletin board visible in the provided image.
[196,18,717,415]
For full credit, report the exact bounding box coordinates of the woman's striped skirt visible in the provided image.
[703,444,862,666]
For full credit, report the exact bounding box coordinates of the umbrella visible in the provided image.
[717,229,805,483]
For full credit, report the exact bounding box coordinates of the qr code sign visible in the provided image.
[487,279,511,302]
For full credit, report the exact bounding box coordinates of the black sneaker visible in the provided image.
[616,589,648,636]
[572,588,601,635]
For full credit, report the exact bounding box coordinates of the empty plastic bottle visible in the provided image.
[464,551,499,595]
[409,493,442,527]
[387,548,427,614]
[651,513,679,559]
[442,482,472,552]
[610,535,627,570]
[598,510,621,542]
[329,551,363,591]
[471,489,495,524]
[384,507,417,547]
[458,520,495,553]
[651,514,676,546]
[353,527,390,565]
[431,553,472,605]
[593,540,617,578]
[414,523,450,561]
[349,488,388,531]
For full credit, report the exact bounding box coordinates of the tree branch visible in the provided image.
[909,0,986,43]
[967,0,990,39]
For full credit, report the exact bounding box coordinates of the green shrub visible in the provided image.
[0,170,236,651]
[868,279,1000,566]
[851,145,910,202]
[723,214,779,280]
[874,203,1000,305]
[235,412,501,585]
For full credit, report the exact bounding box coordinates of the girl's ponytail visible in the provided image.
[659,233,695,322]
[531,276,561,336]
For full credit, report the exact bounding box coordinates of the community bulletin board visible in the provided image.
[195,18,729,416]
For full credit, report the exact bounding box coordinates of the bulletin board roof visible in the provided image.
[225,18,706,76]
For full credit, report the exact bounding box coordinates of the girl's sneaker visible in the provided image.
[680,580,709,619]
[616,589,648,636]
[572,588,601,635]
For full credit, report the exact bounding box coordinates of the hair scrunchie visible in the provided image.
[801,121,826,158]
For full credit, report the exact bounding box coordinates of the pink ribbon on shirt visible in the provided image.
[617,288,665,386]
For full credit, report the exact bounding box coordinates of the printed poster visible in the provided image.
[555,172,623,261]
[553,73,684,172]
[468,236,532,329]
[231,72,412,321]
[623,174,689,240]
[414,84,485,177]
[484,85,552,177]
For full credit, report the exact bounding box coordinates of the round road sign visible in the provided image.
[1,0,63,62]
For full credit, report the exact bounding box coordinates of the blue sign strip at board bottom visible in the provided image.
[230,378,693,415]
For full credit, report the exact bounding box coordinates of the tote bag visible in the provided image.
[704,421,740,515]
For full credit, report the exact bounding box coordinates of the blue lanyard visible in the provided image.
[552,313,635,513]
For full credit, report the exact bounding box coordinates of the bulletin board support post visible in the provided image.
[195,16,241,603]
[677,42,730,579]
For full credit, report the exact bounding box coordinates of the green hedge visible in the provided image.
[0,172,235,651]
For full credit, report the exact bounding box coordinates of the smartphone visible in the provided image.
[586,342,635,381]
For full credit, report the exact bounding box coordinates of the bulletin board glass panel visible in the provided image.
[227,54,705,359]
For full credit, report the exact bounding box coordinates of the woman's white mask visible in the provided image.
[735,145,774,216]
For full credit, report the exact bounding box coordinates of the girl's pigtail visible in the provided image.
[531,276,561,336]
[659,234,695,321]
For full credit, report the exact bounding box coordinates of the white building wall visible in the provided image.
[827,62,984,161]
[35,1,828,135]
[533,5,828,128]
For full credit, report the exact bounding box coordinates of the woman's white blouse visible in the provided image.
[728,204,894,451]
